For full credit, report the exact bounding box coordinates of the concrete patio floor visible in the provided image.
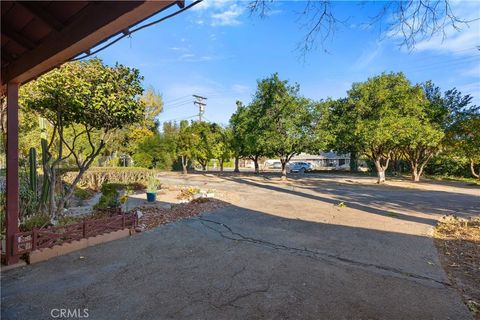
[1,173,478,319]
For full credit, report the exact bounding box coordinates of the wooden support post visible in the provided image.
[32,228,37,251]
[5,82,19,265]
[83,218,87,238]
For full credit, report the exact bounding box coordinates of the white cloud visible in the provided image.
[461,62,480,77]
[414,25,479,55]
[231,84,249,93]
[211,4,244,26]
[389,1,480,55]
[353,42,383,70]
[190,0,230,12]
[190,0,245,27]
[180,53,195,59]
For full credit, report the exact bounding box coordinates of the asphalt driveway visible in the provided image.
[2,173,478,319]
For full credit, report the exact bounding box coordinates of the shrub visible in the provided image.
[58,215,83,226]
[425,155,470,177]
[73,187,95,200]
[146,177,161,193]
[19,174,41,218]
[20,213,50,231]
[177,187,200,200]
[62,167,156,191]
[95,183,121,210]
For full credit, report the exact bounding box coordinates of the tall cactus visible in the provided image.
[28,147,38,195]
[39,118,50,208]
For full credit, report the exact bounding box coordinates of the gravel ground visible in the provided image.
[136,198,230,230]
[434,216,480,318]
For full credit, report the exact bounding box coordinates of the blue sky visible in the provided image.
[95,0,480,127]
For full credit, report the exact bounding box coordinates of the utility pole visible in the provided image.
[193,94,207,122]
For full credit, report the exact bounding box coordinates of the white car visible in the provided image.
[287,162,313,173]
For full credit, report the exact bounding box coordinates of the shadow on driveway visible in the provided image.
[1,203,473,319]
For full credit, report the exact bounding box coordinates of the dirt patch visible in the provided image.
[434,215,480,318]
[135,198,230,230]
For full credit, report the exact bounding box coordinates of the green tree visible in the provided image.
[423,82,479,179]
[190,121,218,171]
[450,113,480,179]
[20,58,145,217]
[399,118,444,181]
[103,86,163,158]
[140,86,163,130]
[133,133,175,170]
[251,74,315,179]
[229,100,272,174]
[337,72,426,183]
[175,120,197,174]
[216,126,234,172]
[229,101,248,173]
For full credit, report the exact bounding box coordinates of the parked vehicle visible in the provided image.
[264,160,282,169]
[271,161,282,169]
[287,162,313,173]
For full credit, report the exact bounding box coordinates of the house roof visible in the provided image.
[291,152,351,160]
[1,0,181,87]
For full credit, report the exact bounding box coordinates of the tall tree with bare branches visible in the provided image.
[248,0,475,55]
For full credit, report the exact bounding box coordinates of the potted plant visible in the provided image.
[146,177,160,202]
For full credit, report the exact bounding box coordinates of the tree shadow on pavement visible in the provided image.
[218,175,479,224]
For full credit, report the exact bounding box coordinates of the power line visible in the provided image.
[163,99,194,109]
[70,0,204,61]
[163,95,193,105]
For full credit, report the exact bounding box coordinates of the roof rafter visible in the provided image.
[17,2,64,31]
[1,27,36,50]
[2,1,179,85]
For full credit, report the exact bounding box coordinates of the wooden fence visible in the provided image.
[12,213,137,256]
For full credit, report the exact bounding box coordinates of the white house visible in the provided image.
[290,152,351,170]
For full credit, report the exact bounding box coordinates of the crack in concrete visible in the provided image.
[197,217,451,288]
[225,265,247,293]
[216,283,271,309]
[209,274,272,310]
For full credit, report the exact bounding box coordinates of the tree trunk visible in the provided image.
[280,158,287,180]
[220,159,224,172]
[253,156,259,174]
[56,168,86,216]
[411,166,421,182]
[202,164,207,171]
[350,150,358,173]
[374,160,386,184]
[48,168,57,217]
[471,159,480,179]
[181,155,188,174]
[234,156,240,173]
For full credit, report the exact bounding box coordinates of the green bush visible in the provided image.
[73,187,94,200]
[19,174,41,218]
[62,167,156,191]
[20,213,50,231]
[95,183,121,209]
[425,155,470,177]
[58,215,83,226]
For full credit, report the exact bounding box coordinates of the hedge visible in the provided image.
[62,167,156,191]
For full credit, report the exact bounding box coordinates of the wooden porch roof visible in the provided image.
[1,0,182,86]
